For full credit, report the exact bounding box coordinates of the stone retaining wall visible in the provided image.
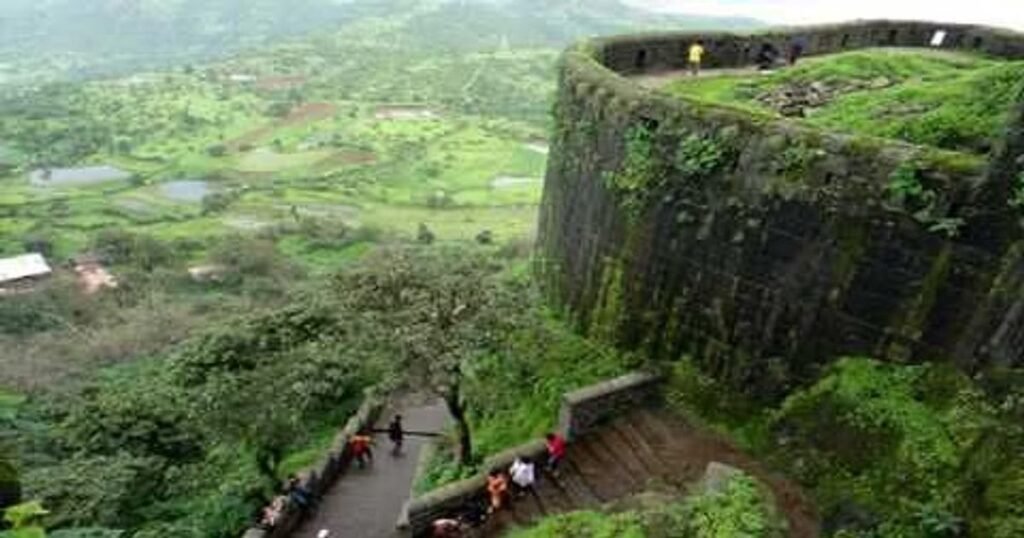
[400,371,661,537]
[600,20,1024,75]
[558,370,663,440]
[537,21,1024,402]
[240,388,384,538]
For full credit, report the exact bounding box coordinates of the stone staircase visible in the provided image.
[458,408,818,538]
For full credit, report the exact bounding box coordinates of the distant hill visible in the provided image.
[0,0,761,83]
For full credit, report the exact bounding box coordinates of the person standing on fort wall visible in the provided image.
[688,40,705,76]
[788,36,807,65]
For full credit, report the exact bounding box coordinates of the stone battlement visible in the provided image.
[537,21,1024,399]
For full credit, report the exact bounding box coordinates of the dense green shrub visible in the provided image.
[666,356,1024,538]
[507,471,782,538]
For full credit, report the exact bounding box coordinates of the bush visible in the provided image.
[509,471,782,538]
[91,230,171,272]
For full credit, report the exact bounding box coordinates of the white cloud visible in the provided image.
[625,0,1024,31]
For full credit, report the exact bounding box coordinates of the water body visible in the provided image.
[524,142,550,155]
[29,166,131,186]
[492,176,541,189]
[160,180,211,202]
[375,106,439,120]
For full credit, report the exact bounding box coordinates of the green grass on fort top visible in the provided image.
[664,48,1024,154]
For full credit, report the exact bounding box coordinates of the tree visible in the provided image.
[335,247,513,465]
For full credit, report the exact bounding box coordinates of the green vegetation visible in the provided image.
[416,309,637,490]
[506,471,783,538]
[5,245,616,536]
[667,357,1024,538]
[604,125,666,216]
[665,48,1024,153]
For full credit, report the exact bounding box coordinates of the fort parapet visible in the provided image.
[537,20,1024,399]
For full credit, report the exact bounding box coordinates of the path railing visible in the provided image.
[241,388,384,538]
[398,371,662,537]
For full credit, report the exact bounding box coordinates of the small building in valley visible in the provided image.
[0,253,52,292]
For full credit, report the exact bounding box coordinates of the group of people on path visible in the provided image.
[258,474,315,529]
[257,415,406,531]
[349,414,406,468]
[686,36,807,76]
[431,432,567,538]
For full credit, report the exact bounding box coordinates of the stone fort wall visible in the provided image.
[537,20,1024,399]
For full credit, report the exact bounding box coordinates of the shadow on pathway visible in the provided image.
[294,400,449,538]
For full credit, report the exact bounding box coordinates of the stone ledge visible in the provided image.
[401,371,661,537]
[238,387,384,538]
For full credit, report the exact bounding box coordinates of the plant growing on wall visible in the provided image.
[674,133,728,179]
[774,142,825,182]
[603,124,665,217]
[1009,172,1024,209]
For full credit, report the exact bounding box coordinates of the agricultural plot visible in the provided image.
[0,50,549,267]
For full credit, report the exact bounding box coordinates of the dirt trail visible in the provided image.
[632,66,763,89]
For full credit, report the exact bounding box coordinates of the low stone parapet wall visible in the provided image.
[559,370,663,440]
[400,371,662,537]
[240,387,384,538]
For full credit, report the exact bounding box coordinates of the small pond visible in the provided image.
[29,166,131,186]
[524,142,549,155]
[492,176,541,189]
[160,180,212,202]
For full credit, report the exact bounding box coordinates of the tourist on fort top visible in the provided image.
[388,414,404,456]
[285,474,313,510]
[431,518,466,538]
[545,432,567,473]
[486,470,510,513]
[349,430,374,468]
[688,40,706,76]
[509,457,537,497]
[756,43,779,71]
[788,36,808,65]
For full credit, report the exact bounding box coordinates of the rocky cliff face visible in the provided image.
[537,21,1024,400]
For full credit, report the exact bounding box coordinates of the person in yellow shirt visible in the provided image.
[688,40,705,76]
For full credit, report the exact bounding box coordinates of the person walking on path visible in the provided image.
[349,430,374,469]
[388,414,404,456]
[688,40,706,76]
[545,432,567,474]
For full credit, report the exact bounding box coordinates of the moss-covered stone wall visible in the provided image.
[537,21,1024,399]
[601,20,1024,74]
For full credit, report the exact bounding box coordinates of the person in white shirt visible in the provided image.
[509,457,537,497]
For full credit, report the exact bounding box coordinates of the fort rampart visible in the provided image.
[537,20,1024,398]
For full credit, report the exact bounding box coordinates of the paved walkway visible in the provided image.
[293,401,449,538]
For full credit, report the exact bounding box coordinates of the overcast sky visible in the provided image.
[624,0,1024,31]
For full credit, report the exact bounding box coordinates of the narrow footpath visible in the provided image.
[293,401,449,538]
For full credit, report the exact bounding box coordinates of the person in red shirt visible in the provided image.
[349,431,374,468]
[545,432,566,474]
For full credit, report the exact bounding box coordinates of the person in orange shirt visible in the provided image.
[486,470,509,513]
